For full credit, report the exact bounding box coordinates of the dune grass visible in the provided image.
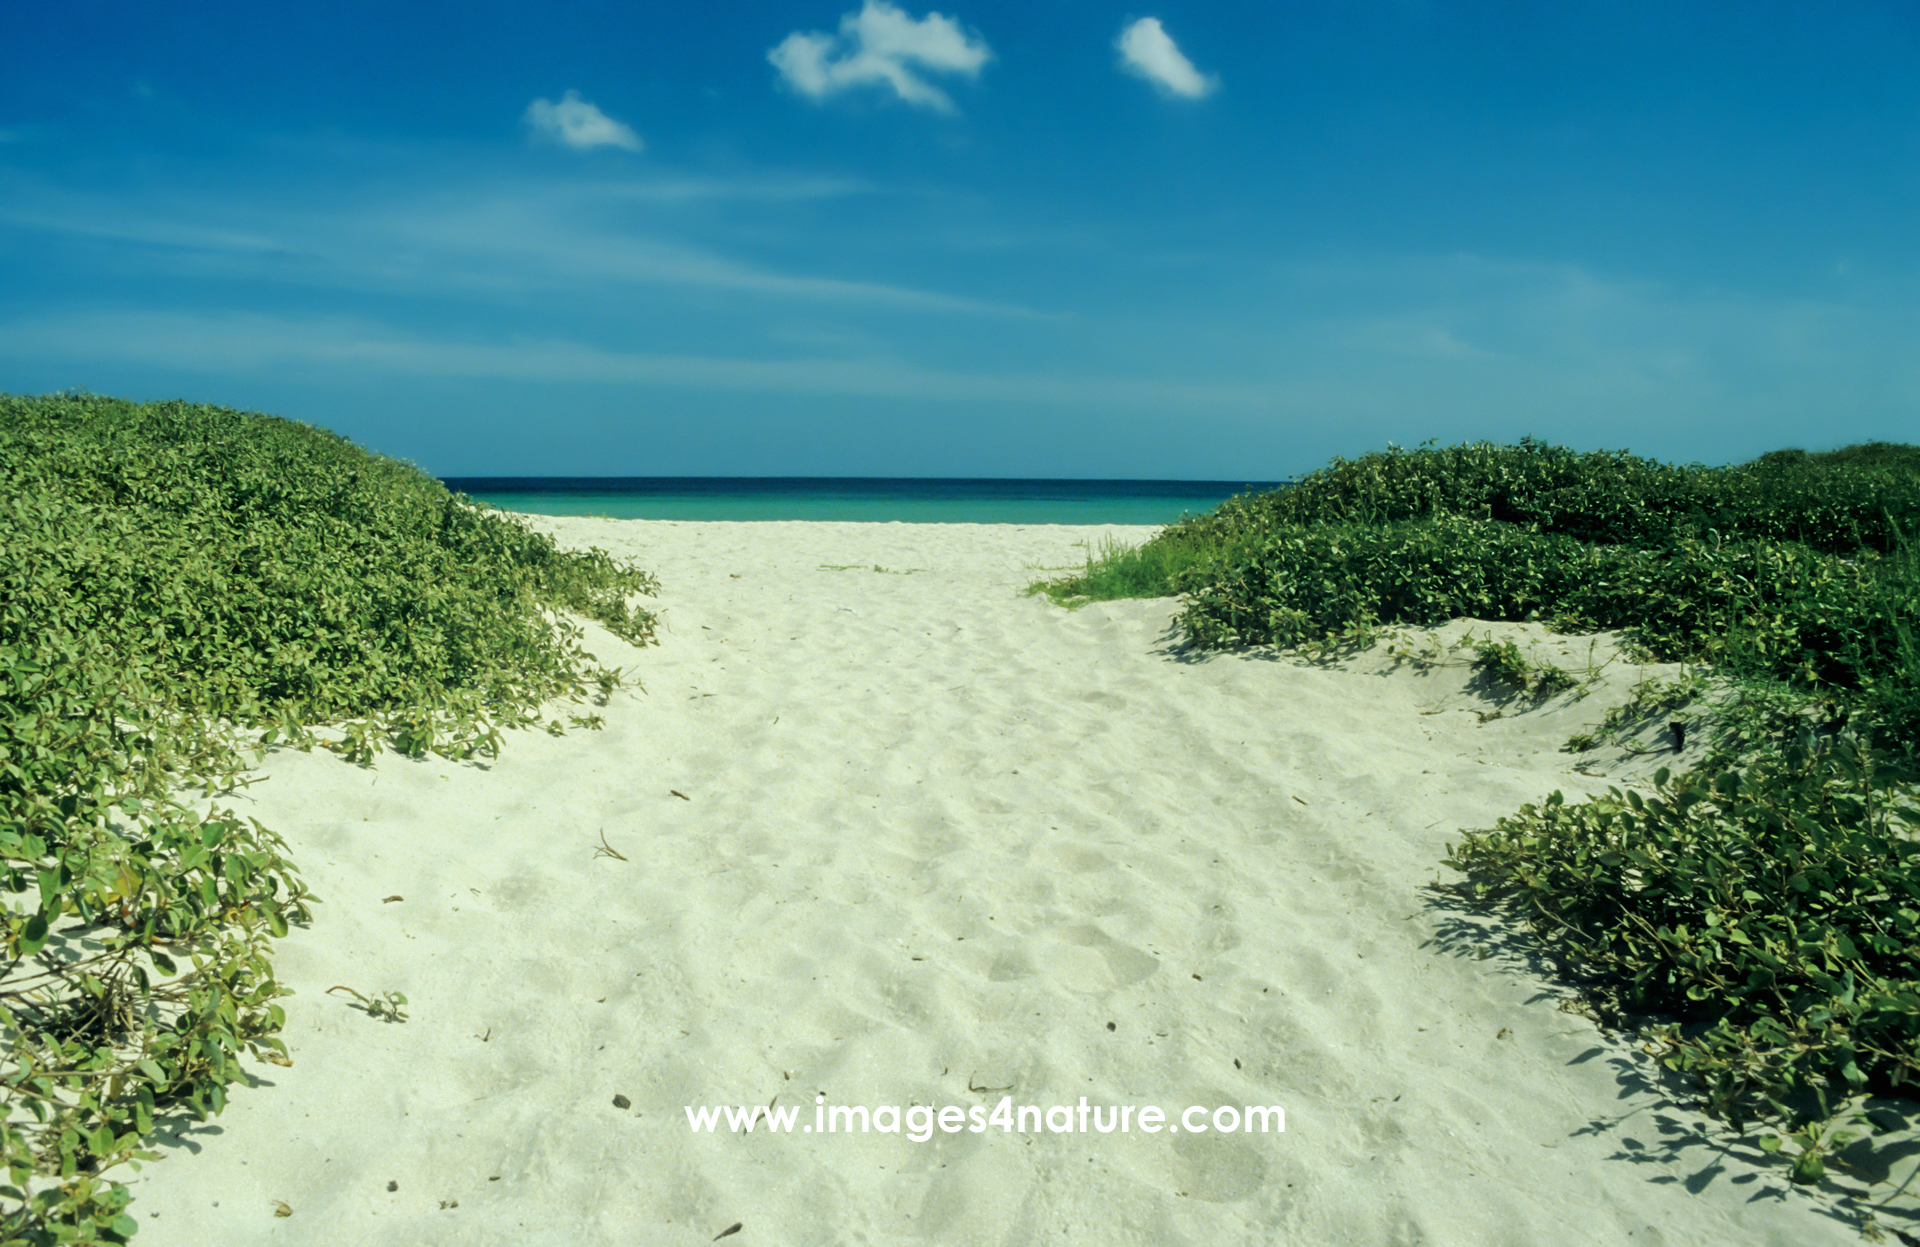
[1025,531,1248,606]
[1034,438,1920,1194]
[0,393,659,1241]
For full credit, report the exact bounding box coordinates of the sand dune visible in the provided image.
[128,519,1880,1245]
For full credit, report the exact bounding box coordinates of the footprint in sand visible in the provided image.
[1039,923,1161,991]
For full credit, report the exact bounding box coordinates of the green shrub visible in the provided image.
[1171,514,1917,757]
[1161,437,1920,556]
[1447,747,1920,1175]
[0,392,659,1241]
[1029,439,1920,620]
[1025,531,1245,608]
[1467,637,1580,699]
[1197,438,1709,542]
[1172,514,1592,650]
[1032,438,1919,755]
[1037,435,1920,1181]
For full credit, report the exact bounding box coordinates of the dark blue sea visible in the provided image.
[440,478,1285,526]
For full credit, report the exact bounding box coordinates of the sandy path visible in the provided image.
[126,519,1880,1245]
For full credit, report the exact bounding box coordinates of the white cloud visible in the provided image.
[769,1,990,114]
[0,176,1040,316]
[1116,18,1218,99]
[0,310,1269,410]
[524,90,643,152]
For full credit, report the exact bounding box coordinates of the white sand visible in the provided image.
[126,519,1892,1245]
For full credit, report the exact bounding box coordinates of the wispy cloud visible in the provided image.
[1264,251,1920,442]
[524,90,643,151]
[0,174,1039,317]
[0,310,1266,409]
[1116,18,1218,99]
[8,259,1913,466]
[769,1,990,114]
[596,174,875,203]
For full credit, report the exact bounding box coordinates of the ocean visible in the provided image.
[440,477,1286,526]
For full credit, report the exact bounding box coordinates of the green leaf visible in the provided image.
[1791,1148,1826,1185]
[19,911,49,956]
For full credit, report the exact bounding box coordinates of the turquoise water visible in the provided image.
[441,477,1285,525]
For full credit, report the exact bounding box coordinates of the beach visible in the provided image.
[124,517,1881,1246]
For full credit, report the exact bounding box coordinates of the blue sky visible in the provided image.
[2,1,1915,478]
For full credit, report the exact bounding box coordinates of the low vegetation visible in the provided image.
[1035,437,1920,755]
[1,393,658,1242]
[1034,437,1920,1195]
[1466,635,1582,700]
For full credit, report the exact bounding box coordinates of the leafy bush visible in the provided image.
[1168,512,1917,759]
[1033,442,1920,752]
[1,392,658,1241]
[1033,435,1920,1181]
[1179,438,1710,544]
[1172,514,1590,650]
[1468,636,1580,699]
[1447,748,1920,1177]
[1037,438,1920,611]
[1176,514,1895,660]
[1161,437,1920,556]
